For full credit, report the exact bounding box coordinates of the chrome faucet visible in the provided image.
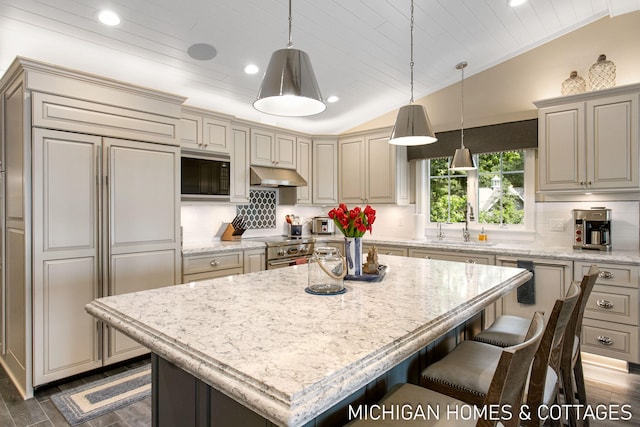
[436,222,445,240]
[463,203,474,242]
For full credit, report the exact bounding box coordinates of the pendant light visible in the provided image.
[389,0,437,146]
[253,0,325,117]
[449,61,476,170]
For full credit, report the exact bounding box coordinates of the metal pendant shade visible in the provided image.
[449,61,476,170]
[389,104,437,146]
[253,0,325,117]
[389,0,437,146]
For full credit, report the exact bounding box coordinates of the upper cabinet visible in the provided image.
[338,130,410,204]
[250,128,296,169]
[180,108,231,154]
[230,124,250,203]
[312,138,338,205]
[535,83,640,193]
[296,137,313,204]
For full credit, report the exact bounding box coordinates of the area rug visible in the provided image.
[51,365,151,426]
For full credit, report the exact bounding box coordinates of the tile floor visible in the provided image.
[0,358,639,426]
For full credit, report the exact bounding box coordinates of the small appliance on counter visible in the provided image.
[285,214,303,238]
[221,215,247,241]
[311,215,335,235]
[572,207,611,250]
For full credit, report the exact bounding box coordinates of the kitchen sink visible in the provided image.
[429,240,497,247]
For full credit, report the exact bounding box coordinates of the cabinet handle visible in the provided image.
[210,259,219,267]
[424,256,431,260]
[598,271,614,280]
[466,259,476,264]
[596,299,614,309]
[596,335,614,346]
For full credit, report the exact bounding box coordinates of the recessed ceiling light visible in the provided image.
[187,43,217,61]
[508,0,527,7]
[98,10,121,26]
[244,64,259,75]
[326,95,339,103]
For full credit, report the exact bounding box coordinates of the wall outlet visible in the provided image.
[549,219,565,231]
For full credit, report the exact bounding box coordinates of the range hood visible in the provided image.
[250,166,307,187]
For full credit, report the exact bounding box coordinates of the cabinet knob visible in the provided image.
[596,335,613,346]
[210,259,219,267]
[596,299,614,309]
[598,271,614,280]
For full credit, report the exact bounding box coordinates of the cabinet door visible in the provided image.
[230,125,250,203]
[32,129,102,385]
[104,138,180,365]
[366,133,396,203]
[339,136,365,203]
[587,93,638,190]
[180,112,202,150]
[313,139,338,205]
[202,117,231,154]
[244,250,266,273]
[250,128,275,167]
[296,138,312,204]
[275,133,296,169]
[538,103,585,191]
[409,249,495,265]
[496,257,571,321]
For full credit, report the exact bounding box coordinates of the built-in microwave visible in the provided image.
[181,150,230,200]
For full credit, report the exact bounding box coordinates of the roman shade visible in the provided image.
[407,119,538,161]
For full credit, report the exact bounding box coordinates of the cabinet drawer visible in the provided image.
[585,284,639,326]
[183,252,243,275]
[581,318,639,363]
[183,268,243,282]
[363,244,407,257]
[409,249,495,265]
[575,261,639,288]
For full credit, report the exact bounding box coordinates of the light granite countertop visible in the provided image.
[86,255,531,426]
[183,235,640,265]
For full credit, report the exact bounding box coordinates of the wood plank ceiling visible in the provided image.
[0,0,635,134]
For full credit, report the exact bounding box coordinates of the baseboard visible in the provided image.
[581,352,629,372]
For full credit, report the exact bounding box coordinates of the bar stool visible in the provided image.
[345,312,545,427]
[472,265,599,427]
[419,281,581,427]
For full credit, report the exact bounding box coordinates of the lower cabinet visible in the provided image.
[364,243,408,257]
[408,249,495,265]
[576,261,639,363]
[244,249,266,274]
[183,251,244,282]
[494,256,572,324]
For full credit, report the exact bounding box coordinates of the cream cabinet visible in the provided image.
[364,243,408,257]
[1,58,183,397]
[183,251,244,282]
[243,249,266,274]
[312,138,339,205]
[32,130,181,385]
[250,128,296,169]
[576,261,639,363]
[494,256,572,324]
[180,108,231,154]
[409,248,495,265]
[338,131,409,204]
[296,137,313,204]
[535,83,640,192]
[230,124,250,203]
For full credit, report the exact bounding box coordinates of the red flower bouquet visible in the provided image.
[327,204,376,237]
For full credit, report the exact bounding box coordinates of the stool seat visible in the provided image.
[473,315,530,347]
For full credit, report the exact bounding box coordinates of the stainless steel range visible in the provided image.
[255,237,315,270]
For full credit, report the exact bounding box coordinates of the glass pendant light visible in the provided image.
[450,61,476,170]
[389,0,437,146]
[253,0,325,117]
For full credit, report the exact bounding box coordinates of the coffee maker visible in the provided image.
[572,208,611,250]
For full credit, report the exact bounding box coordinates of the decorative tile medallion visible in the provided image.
[236,189,277,229]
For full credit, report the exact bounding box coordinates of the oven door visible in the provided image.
[267,257,310,270]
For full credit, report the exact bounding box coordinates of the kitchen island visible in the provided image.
[85,254,532,426]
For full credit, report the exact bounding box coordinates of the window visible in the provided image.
[428,150,528,227]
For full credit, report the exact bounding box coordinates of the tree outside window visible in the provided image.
[428,150,525,226]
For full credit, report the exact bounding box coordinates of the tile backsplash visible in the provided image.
[236,190,277,229]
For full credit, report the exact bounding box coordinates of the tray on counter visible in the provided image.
[344,265,387,282]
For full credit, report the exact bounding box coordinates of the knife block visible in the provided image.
[221,223,244,241]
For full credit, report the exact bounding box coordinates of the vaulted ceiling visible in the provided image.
[1,0,638,134]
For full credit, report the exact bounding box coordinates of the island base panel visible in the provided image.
[150,313,482,426]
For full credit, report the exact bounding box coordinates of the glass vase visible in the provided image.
[344,237,363,276]
[588,54,616,91]
[561,71,586,96]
